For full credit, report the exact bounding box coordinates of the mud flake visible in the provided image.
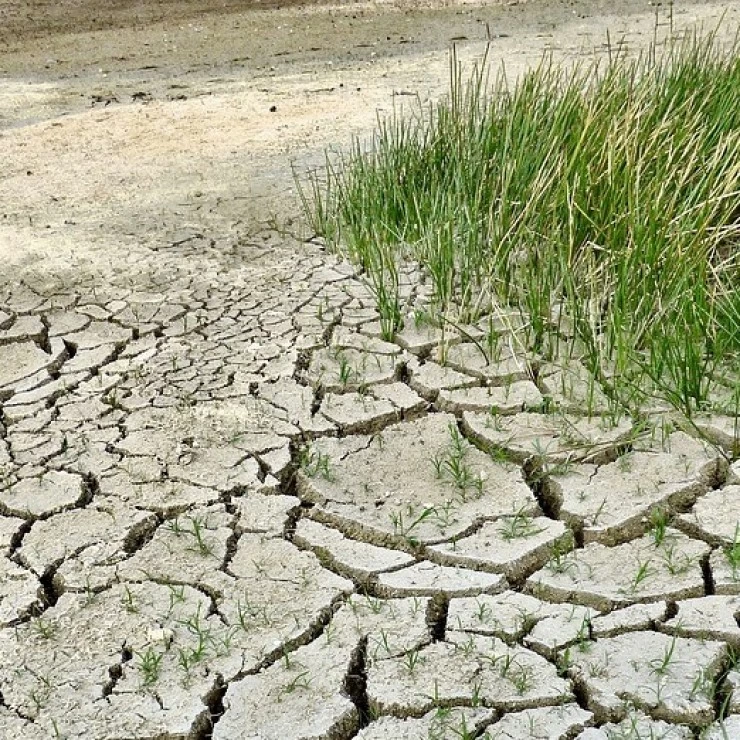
[567,631,725,725]
[552,432,725,545]
[677,484,740,545]
[367,634,570,717]
[428,517,568,582]
[526,530,709,611]
[446,591,559,641]
[235,492,300,537]
[0,341,58,389]
[664,595,740,646]
[376,560,506,598]
[0,557,43,626]
[0,470,87,519]
[406,356,479,400]
[117,504,233,587]
[438,381,542,415]
[443,342,533,385]
[590,602,668,638]
[463,411,634,464]
[355,707,496,739]
[576,711,693,738]
[306,347,400,392]
[18,500,156,576]
[486,704,593,738]
[297,414,536,547]
[319,391,399,434]
[294,518,415,582]
[64,320,132,349]
[214,638,358,740]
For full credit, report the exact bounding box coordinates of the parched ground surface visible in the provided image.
[1,0,740,738]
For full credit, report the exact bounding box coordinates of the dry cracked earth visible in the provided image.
[2,0,740,738]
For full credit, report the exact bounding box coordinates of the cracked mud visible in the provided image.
[1,0,740,738]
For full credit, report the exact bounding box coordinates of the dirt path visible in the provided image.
[1,1,739,738]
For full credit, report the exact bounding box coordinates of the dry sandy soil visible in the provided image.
[1,1,739,739]
[1,0,737,279]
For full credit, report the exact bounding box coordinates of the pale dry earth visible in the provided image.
[1,0,740,738]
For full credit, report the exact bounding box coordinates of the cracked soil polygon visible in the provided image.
[527,529,710,610]
[566,631,725,725]
[462,411,635,464]
[366,634,571,717]
[298,413,537,547]
[486,704,593,738]
[294,518,415,582]
[547,432,727,545]
[427,516,568,582]
[354,707,496,739]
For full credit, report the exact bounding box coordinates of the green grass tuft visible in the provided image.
[301,31,740,418]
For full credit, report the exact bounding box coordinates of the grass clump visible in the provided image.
[302,32,740,418]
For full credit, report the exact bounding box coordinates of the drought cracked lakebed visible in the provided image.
[1,0,740,737]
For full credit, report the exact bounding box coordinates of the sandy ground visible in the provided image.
[1,0,737,283]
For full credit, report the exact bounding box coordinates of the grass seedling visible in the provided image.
[29,684,51,714]
[649,634,678,677]
[689,666,715,701]
[589,497,608,526]
[431,423,486,501]
[574,614,593,653]
[432,499,458,529]
[498,506,545,541]
[167,517,185,536]
[31,617,56,640]
[547,535,577,575]
[277,671,311,701]
[177,646,198,675]
[235,595,260,631]
[628,557,654,593]
[474,599,492,624]
[724,523,740,577]
[509,664,535,695]
[371,628,393,658]
[336,351,354,386]
[470,678,483,707]
[660,541,694,576]
[281,645,294,670]
[122,585,139,614]
[486,405,505,431]
[137,647,163,687]
[184,515,215,557]
[648,507,669,546]
[455,635,477,658]
[410,596,423,616]
[557,647,573,677]
[177,604,212,665]
[299,445,334,481]
[429,711,477,740]
[363,594,385,615]
[389,505,436,546]
[166,583,186,618]
[402,647,424,675]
